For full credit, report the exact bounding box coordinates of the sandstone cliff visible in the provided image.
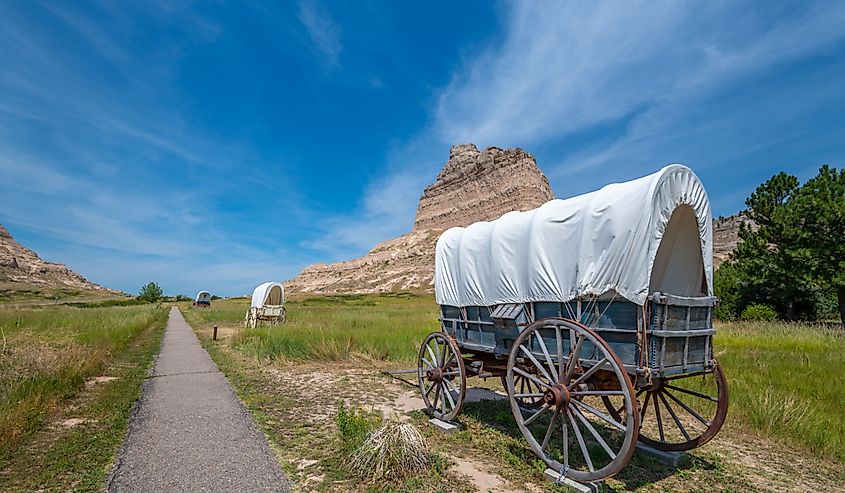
[0,224,115,295]
[413,144,554,231]
[287,144,555,294]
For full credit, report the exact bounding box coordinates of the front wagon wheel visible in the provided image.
[506,318,639,482]
[418,332,466,421]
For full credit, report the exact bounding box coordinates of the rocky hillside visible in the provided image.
[0,224,115,295]
[287,144,554,294]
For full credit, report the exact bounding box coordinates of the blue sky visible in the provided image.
[1,1,844,297]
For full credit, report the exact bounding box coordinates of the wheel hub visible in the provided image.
[425,367,443,383]
[543,383,570,407]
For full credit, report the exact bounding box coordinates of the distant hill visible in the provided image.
[0,224,121,302]
[286,147,744,295]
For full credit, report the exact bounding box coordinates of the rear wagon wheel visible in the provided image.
[603,360,728,451]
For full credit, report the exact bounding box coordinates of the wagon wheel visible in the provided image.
[501,374,544,409]
[418,332,466,421]
[506,318,639,482]
[602,360,728,452]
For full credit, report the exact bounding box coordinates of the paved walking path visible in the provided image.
[107,307,291,492]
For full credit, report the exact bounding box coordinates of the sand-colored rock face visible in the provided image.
[0,223,113,292]
[287,144,554,294]
[413,144,554,231]
[713,214,751,268]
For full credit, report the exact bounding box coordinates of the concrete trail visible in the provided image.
[107,307,291,492]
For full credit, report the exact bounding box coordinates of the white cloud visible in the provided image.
[297,0,343,68]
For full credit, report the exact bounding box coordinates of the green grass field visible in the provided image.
[188,294,845,465]
[0,303,168,490]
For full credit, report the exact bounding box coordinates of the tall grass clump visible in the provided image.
[0,304,167,457]
[715,320,845,461]
[336,402,429,482]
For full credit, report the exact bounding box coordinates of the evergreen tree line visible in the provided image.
[714,165,844,324]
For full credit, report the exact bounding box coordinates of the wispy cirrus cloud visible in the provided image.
[297,0,343,68]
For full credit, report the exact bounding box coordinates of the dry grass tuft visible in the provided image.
[348,421,429,481]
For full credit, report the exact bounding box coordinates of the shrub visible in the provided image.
[740,304,778,321]
[336,402,380,454]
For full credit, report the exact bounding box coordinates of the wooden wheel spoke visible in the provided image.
[431,382,441,411]
[424,381,436,398]
[425,345,438,369]
[514,393,544,399]
[572,406,616,460]
[640,392,652,422]
[571,390,624,397]
[567,408,594,472]
[664,384,719,403]
[541,410,560,451]
[571,399,626,432]
[663,388,711,427]
[564,334,586,383]
[519,345,555,384]
[654,392,665,442]
[658,392,690,441]
[442,382,456,411]
[534,331,559,383]
[524,403,551,426]
[562,416,569,469]
[568,357,608,389]
[556,327,565,382]
[513,367,553,390]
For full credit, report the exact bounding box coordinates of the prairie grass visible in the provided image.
[0,304,167,458]
[715,320,845,461]
[184,293,438,362]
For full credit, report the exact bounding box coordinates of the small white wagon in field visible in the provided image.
[193,290,212,307]
[245,282,286,328]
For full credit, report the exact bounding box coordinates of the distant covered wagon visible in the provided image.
[193,291,211,307]
[418,164,728,482]
[245,282,286,328]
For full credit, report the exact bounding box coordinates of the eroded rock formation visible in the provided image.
[0,224,114,293]
[287,144,554,294]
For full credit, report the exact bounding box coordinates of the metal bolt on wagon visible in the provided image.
[417,165,728,482]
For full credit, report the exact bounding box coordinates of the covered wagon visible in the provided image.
[193,290,212,307]
[245,282,286,328]
[418,164,728,482]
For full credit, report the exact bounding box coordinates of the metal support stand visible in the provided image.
[635,443,685,467]
[543,469,600,492]
[429,418,461,434]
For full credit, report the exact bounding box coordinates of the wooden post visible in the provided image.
[213,325,218,341]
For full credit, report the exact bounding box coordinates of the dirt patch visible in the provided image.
[448,454,522,493]
[59,418,90,428]
[85,376,118,386]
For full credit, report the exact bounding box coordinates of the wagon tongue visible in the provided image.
[543,383,570,407]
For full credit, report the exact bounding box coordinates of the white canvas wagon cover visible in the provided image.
[195,291,211,302]
[251,282,285,308]
[435,164,713,308]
